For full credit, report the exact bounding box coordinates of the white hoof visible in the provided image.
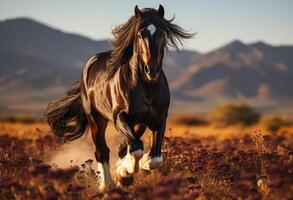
[97,162,115,192]
[139,154,163,171]
[116,149,143,178]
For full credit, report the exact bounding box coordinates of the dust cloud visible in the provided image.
[46,123,150,173]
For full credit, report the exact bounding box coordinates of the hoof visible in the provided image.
[139,154,163,171]
[117,174,134,186]
[98,183,115,193]
[98,179,116,193]
[132,149,143,160]
[97,162,115,193]
[116,149,143,177]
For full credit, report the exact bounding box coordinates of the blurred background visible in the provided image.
[0,0,293,124]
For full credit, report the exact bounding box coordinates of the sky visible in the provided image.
[0,0,292,53]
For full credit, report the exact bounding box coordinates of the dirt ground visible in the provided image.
[0,120,292,199]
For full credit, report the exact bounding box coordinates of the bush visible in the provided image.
[171,115,208,126]
[208,103,261,126]
[261,116,292,132]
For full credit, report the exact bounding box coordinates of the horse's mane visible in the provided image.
[107,8,194,78]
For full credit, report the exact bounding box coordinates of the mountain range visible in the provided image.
[0,18,292,115]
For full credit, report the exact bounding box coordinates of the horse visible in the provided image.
[45,5,193,191]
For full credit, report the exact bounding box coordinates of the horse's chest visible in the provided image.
[128,81,170,123]
[137,104,157,119]
[130,94,161,122]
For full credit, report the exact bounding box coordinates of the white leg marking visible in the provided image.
[116,146,143,177]
[98,162,114,191]
[139,153,163,171]
[147,24,156,36]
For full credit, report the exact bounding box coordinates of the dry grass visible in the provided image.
[0,114,41,124]
[0,122,49,139]
[0,118,293,199]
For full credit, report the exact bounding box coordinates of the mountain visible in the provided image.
[0,18,292,115]
[0,18,113,90]
[0,18,111,68]
[171,40,293,112]
[164,50,201,81]
[0,18,112,114]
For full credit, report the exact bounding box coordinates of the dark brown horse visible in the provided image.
[45,5,193,191]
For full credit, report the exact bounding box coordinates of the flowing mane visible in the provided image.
[107,8,194,78]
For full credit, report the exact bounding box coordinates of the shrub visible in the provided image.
[171,115,208,126]
[208,103,261,126]
[260,116,292,132]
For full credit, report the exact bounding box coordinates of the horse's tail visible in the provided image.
[44,80,88,141]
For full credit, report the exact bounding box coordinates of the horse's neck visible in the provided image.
[113,56,138,96]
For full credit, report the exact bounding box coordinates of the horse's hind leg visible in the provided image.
[87,112,114,191]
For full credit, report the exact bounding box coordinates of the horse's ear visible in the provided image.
[158,4,164,18]
[135,5,142,18]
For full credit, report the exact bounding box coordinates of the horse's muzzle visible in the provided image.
[144,64,160,81]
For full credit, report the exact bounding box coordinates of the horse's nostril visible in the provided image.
[144,65,150,74]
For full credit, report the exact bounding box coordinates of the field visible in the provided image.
[0,116,293,200]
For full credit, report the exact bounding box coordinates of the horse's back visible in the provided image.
[83,51,112,87]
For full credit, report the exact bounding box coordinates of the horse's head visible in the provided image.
[134,5,166,82]
[108,4,193,81]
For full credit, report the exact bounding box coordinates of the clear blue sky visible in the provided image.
[0,0,292,53]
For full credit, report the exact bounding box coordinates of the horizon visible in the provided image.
[0,0,292,53]
[1,16,291,55]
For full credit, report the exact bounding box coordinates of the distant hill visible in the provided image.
[0,18,111,67]
[0,18,111,88]
[0,18,112,114]
[172,40,293,98]
[170,40,293,113]
[0,18,292,115]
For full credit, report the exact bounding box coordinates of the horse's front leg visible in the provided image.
[139,114,167,171]
[115,112,144,184]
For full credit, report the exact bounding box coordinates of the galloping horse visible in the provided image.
[45,5,193,191]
